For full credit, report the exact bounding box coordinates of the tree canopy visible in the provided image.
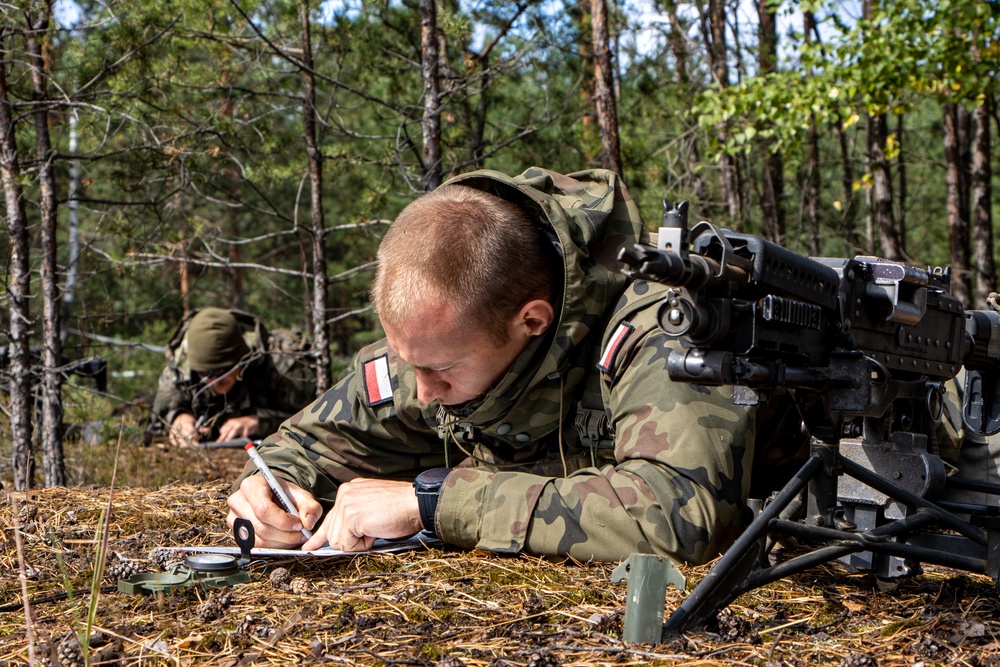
[1,0,998,486]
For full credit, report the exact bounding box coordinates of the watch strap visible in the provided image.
[416,489,439,534]
[413,467,450,534]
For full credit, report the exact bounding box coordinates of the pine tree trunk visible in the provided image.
[957,105,972,229]
[1,28,36,490]
[835,122,859,253]
[419,0,441,191]
[870,113,902,261]
[219,53,245,311]
[971,97,995,305]
[665,2,705,202]
[300,0,331,392]
[705,0,741,223]
[896,114,907,257]
[464,4,529,170]
[802,8,858,253]
[28,1,65,486]
[757,0,784,244]
[574,2,597,165]
[806,113,821,256]
[864,117,875,255]
[944,102,972,305]
[470,51,489,169]
[591,0,621,175]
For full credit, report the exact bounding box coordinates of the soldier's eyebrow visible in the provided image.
[413,362,455,372]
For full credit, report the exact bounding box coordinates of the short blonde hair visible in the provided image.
[372,185,556,344]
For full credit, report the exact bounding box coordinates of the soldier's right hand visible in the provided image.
[169,413,203,447]
[226,475,323,549]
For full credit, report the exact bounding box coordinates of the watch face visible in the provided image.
[416,467,451,489]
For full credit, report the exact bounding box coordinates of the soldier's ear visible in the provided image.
[516,299,555,338]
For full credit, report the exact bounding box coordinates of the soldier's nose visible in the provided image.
[415,372,446,404]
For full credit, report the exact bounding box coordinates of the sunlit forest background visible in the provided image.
[1,0,997,487]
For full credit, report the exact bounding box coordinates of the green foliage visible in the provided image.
[1,0,996,428]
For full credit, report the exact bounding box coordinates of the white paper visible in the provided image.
[161,531,439,558]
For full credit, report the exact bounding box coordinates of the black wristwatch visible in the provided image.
[413,468,450,534]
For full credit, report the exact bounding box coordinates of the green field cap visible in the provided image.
[187,308,250,371]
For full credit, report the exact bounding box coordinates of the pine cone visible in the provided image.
[269,567,291,589]
[435,656,466,667]
[840,655,879,667]
[236,615,274,639]
[195,599,226,622]
[148,548,184,572]
[195,592,234,622]
[522,593,546,622]
[106,555,143,582]
[525,648,559,667]
[289,576,311,595]
[56,633,85,667]
[17,504,37,526]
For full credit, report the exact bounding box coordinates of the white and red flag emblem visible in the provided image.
[363,354,394,407]
[598,322,634,374]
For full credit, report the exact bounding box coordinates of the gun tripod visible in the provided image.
[660,435,1000,640]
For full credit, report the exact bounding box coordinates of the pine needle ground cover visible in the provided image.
[5,460,1000,666]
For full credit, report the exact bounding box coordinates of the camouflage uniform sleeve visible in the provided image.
[436,314,754,565]
[150,364,194,431]
[232,340,445,508]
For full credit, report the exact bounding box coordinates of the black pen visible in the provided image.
[244,442,313,539]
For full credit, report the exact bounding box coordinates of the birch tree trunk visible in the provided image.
[1,27,36,490]
[62,110,80,331]
[971,97,995,305]
[27,0,65,486]
[419,0,442,191]
[300,0,331,392]
[591,0,621,174]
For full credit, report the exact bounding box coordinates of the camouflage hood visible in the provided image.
[432,167,644,446]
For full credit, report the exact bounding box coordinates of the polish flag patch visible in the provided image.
[362,354,394,407]
[597,323,634,374]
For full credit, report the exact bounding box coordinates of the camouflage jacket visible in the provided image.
[151,310,316,441]
[237,168,757,564]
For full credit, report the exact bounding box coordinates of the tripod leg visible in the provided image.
[662,453,824,639]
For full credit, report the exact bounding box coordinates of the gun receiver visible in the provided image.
[617,205,1000,639]
[620,218,999,434]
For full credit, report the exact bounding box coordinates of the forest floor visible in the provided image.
[4,441,1000,667]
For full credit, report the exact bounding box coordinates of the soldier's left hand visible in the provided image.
[301,478,422,552]
[218,415,259,441]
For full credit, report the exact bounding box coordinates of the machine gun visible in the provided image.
[618,201,1000,640]
[0,346,108,395]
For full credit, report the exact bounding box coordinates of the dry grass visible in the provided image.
[5,449,1000,666]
